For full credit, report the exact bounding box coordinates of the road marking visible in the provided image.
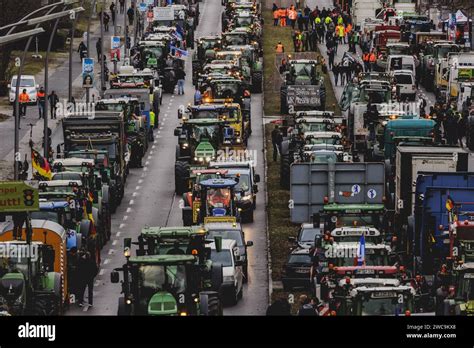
[135,185,141,190]
[159,127,164,130]
[104,259,110,265]
[161,122,165,126]
[156,135,162,138]
[99,269,105,276]
[138,179,143,184]
[83,306,89,312]
[126,207,132,213]
[123,215,128,221]
[167,106,171,110]
[132,192,138,197]
[143,167,148,171]
[145,161,150,165]
[94,280,100,286]
[147,156,152,160]
[108,249,114,255]
[164,113,168,117]
[141,173,146,178]
[150,150,153,155]
[129,200,134,205]
[157,130,161,134]
[116,231,122,237]
[112,240,117,246]
[152,145,156,149]
[119,223,125,229]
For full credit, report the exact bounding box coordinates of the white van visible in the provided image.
[392,70,416,101]
[210,238,243,305]
[386,55,416,74]
[8,75,39,104]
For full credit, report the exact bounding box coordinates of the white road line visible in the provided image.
[119,223,125,229]
[150,150,153,155]
[141,173,146,178]
[123,215,128,221]
[116,231,121,237]
[108,249,114,255]
[143,167,148,171]
[129,199,134,205]
[104,259,110,265]
[135,185,141,190]
[99,269,105,276]
[147,156,152,160]
[157,130,161,134]
[132,192,138,197]
[138,179,143,184]
[145,161,150,165]
[83,306,89,312]
[94,280,100,286]
[112,240,117,246]
[156,135,162,138]
[126,207,132,213]
[159,127,164,130]
[152,145,156,149]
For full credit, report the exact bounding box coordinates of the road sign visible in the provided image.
[82,58,94,88]
[286,85,321,107]
[139,2,147,12]
[146,0,154,5]
[0,181,39,213]
[153,7,174,21]
[111,36,121,49]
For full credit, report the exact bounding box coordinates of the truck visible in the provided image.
[394,146,470,220]
[444,262,474,315]
[351,0,384,29]
[420,42,459,92]
[446,53,474,104]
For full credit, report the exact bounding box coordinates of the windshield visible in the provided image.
[299,123,334,132]
[459,277,474,300]
[71,144,117,161]
[236,16,253,26]
[95,103,124,112]
[207,188,231,209]
[69,152,107,166]
[300,228,320,242]
[335,215,381,228]
[436,46,456,59]
[142,47,164,61]
[360,295,407,316]
[192,109,239,120]
[139,264,187,294]
[208,230,243,246]
[225,34,247,45]
[193,125,219,141]
[288,254,311,264]
[211,249,233,267]
[228,173,250,192]
[214,83,240,98]
[292,63,314,77]
[117,75,147,85]
[11,78,35,87]
[312,152,338,163]
[360,89,391,103]
[31,211,60,223]
[53,172,83,180]
[308,137,340,145]
[395,74,413,84]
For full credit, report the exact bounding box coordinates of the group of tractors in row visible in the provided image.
[107,0,264,316]
[276,13,474,316]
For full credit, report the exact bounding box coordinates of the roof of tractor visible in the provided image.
[183,118,224,125]
[323,203,385,212]
[200,178,238,188]
[204,222,241,231]
[128,255,197,264]
[339,278,401,288]
[350,285,416,296]
[53,158,95,167]
[331,226,381,238]
[39,180,82,188]
[190,103,240,111]
[39,201,69,210]
[140,226,207,238]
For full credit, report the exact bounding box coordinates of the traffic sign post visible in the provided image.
[0,181,39,213]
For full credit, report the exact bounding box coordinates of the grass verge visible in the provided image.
[262,10,342,304]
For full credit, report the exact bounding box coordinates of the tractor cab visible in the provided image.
[285,60,320,86]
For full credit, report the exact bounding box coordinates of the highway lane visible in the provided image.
[63,0,268,316]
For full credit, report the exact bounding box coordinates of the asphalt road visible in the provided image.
[62,0,269,316]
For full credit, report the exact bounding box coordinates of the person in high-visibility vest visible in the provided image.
[362,51,370,72]
[336,24,345,44]
[149,111,155,141]
[279,7,287,27]
[275,41,284,53]
[369,49,377,72]
[273,8,279,26]
[288,7,297,29]
[36,87,46,119]
[18,89,30,118]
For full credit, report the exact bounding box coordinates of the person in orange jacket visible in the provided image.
[18,89,30,117]
[273,7,279,26]
[288,6,297,29]
[279,7,287,27]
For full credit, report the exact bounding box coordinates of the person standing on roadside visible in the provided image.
[37,87,46,119]
[110,2,116,26]
[77,251,97,307]
[18,88,30,119]
[271,125,283,162]
[119,0,125,14]
[176,67,186,95]
[48,90,59,120]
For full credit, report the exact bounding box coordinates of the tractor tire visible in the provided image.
[33,294,59,316]
[251,71,263,93]
[211,264,223,292]
[242,209,254,223]
[174,161,190,195]
[182,207,193,226]
[199,291,222,316]
[467,116,474,151]
[280,154,291,190]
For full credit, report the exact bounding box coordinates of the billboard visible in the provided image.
[0,181,39,213]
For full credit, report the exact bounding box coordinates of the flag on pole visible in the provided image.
[31,148,52,180]
[170,45,188,57]
[357,234,365,266]
[446,196,454,212]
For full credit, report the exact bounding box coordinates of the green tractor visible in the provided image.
[192,35,222,82]
[110,232,223,316]
[174,119,234,194]
[444,262,474,315]
[0,241,63,315]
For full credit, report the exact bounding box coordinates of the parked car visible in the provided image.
[281,248,312,291]
[8,75,39,104]
[288,223,322,249]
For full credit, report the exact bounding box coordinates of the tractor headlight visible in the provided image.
[198,157,204,162]
[236,138,241,143]
[182,143,189,148]
[194,157,198,161]
[205,157,211,162]
[126,299,132,305]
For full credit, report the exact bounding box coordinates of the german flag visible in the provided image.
[446,196,454,212]
[31,148,52,180]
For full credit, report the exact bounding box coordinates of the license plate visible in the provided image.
[295,268,309,274]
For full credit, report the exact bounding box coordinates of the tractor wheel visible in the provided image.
[251,71,263,93]
[467,116,474,151]
[33,296,59,316]
[280,87,288,114]
[199,291,222,316]
[174,161,190,195]
[280,154,291,190]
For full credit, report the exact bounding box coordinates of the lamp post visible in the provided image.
[44,6,85,159]
[86,0,98,103]
[68,0,86,103]
[100,0,105,98]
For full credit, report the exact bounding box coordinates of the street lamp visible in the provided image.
[43,6,85,159]
[0,28,45,45]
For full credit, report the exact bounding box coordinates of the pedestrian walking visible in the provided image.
[273,6,279,26]
[18,88,30,118]
[110,2,116,26]
[100,11,110,32]
[48,91,59,119]
[96,38,102,59]
[127,5,134,26]
[333,62,340,86]
[176,67,186,95]
[36,87,46,119]
[328,47,335,70]
[271,125,283,162]
[77,251,98,307]
[194,86,202,105]
[119,0,125,13]
[275,41,284,53]
[297,295,317,316]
